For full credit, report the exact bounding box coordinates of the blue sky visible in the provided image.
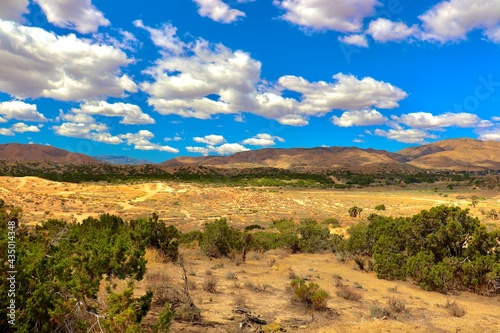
[0,0,499,162]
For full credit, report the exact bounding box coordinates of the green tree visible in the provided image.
[348,206,363,218]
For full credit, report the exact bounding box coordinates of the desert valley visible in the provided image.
[1,139,500,333]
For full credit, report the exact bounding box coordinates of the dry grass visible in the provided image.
[443,299,466,317]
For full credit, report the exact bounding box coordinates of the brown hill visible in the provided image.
[0,143,101,164]
[398,138,500,171]
[161,146,412,173]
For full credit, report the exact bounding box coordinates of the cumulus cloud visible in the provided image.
[119,130,179,152]
[139,22,407,126]
[0,0,29,21]
[332,109,387,127]
[0,101,47,122]
[193,0,245,23]
[0,128,14,136]
[277,74,407,111]
[394,112,485,129]
[52,122,121,144]
[33,0,110,34]
[242,133,285,146]
[193,134,226,145]
[419,0,500,43]
[11,122,41,133]
[476,126,500,141]
[338,34,369,47]
[367,18,419,42]
[0,20,136,101]
[273,0,379,32]
[187,143,249,155]
[186,146,209,155]
[0,122,41,136]
[374,128,438,143]
[70,101,155,125]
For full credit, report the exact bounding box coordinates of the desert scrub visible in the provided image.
[387,297,407,313]
[335,286,362,301]
[290,278,329,311]
[443,299,466,317]
[202,276,218,293]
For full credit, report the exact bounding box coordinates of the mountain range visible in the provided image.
[0,138,499,172]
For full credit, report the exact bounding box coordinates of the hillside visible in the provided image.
[161,146,413,173]
[94,155,152,165]
[1,139,499,173]
[0,143,101,164]
[399,138,500,171]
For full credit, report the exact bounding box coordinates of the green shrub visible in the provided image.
[156,303,174,332]
[297,219,332,253]
[344,206,500,294]
[322,217,341,227]
[200,218,242,258]
[348,206,363,218]
[374,204,386,211]
[290,278,329,311]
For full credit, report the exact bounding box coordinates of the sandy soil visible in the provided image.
[2,177,499,232]
[2,176,500,332]
[142,248,500,333]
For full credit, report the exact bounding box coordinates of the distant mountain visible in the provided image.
[1,139,498,173]
[398,138,500,171]
[94,155,152,165]
[162,139,500,172]
[161,146,415,173]
[0,143,101,164]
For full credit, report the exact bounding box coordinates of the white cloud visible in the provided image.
[374,128,438,143]
[213,143,249,155]
[332,109,387,127]
[277,73,407,111]
[187,143,249,155]
[0,128,14,136]
[119,130,179,153]
[273,0,379,32]
[133,20,186,55]
[242,133,285,146]
[193,134,226,145]
[338,34,369,47]
[11,122,40,133]
[395,112,484,129]
[492,116,500,122]
[419,0,500,43]
[164,135,183,142]
[0,20,136,101]
[367,18,419,42]
[140,22,407,126]
[0,0,29,21]
[353,138,364,143]
[71,101,155,125]
[0,101,47,122]
[53,122,116,142]
[33,0,110,34]
[59,112,95,124]
[186,146,209,155]
[276,114,309,126]
[193,0,245,23]
[476,126,500,141]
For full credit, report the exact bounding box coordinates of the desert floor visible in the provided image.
[1,176,499,231]
[2,176,500,333]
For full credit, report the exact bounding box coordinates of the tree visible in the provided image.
[470,195,479,208]
[348,206,363,218]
